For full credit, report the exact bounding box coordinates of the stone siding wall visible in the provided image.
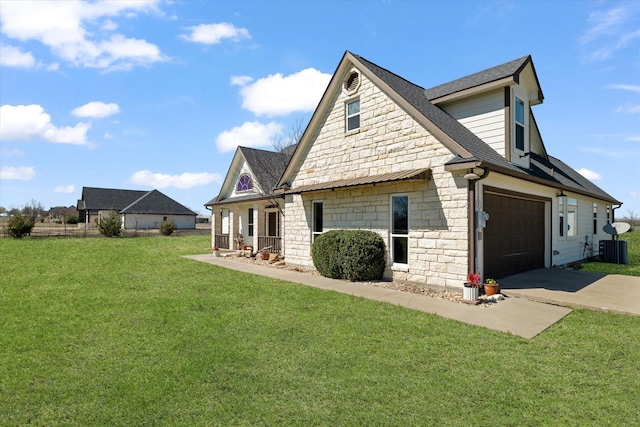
[283,69,469,288]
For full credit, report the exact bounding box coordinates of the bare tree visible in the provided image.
[22,199,46,223]
[271,117,306,152]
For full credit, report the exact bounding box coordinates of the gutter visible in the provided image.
[464,167,490,275]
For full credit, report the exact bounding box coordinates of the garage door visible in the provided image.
[483,191,546,279]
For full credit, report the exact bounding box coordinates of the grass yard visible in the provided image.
[582,231,640,276]
[1,235,639,426]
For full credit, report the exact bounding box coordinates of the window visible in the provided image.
[559,197,565,237]
[515,97,525,151]
[346,99,360,132]
[606,205,611,224]
[266,211,280,237]
[391,195,409,265]
[312,201,323,242]
[567,198,578,237]
[237,174,252,192]
[221,209,230,234]
[593,203,597,235]
[248,208,254,237]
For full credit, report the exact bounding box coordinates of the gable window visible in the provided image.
[237,174,252,192]
[312,201,323,242]
[346,99,360,132]
[248,208,254,237]
[391,195,409,265]
[515,97,525,151]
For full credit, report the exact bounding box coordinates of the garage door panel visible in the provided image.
[484,192,545,279]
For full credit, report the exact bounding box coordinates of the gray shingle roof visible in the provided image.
[120,189,196,215]
[79,187,196,215]
[424,56,531,100]
[79,187,148,211]
[205,145,296,205]
[240,145,294,192]
[350,52,619,203]
[353,53,521,173]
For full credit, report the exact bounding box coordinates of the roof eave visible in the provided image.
[430,76,515,105]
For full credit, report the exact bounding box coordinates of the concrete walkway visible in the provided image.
[185,254,572,339]
[499,268,640,316]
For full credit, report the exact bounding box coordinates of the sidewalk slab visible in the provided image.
[185,254,572,339]
[500,269,640,316]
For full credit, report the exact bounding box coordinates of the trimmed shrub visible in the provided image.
[160,218,175,236]
[5,214,35,239]
[98,210,122,237]
[65,215,79,224]
[312,229,386,281]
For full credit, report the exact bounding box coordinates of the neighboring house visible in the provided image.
[77,187,197,229]
[205,145,295,252]
[265,51,621,287]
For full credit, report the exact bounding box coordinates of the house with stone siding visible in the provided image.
[205,145,295,252]
[267,51,621,288]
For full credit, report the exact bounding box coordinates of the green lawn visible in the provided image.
[582,230,640,276]
[1,235,639,426]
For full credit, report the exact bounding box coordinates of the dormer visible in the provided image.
[425,55,544,167]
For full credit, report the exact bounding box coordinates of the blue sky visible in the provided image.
[1,0,639,217]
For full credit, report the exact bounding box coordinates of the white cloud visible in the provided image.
[231,75,253,86]
[71,101,120,118]
[578,168,602,181]
[54,184,76,194]
[0,104,90,145]
[0,44,36,68]
[0,147,24,157]
[580,4,640,62]
[0,0,166,71]
[235,68,331,117]
[180,23,250,44]
[609,84,640,94]
[129,170,221,189]
[0,166,36,180]
[615,103,640,114]
[215,121,283,153]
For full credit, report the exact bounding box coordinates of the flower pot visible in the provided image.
[463,285,479,301]
[261,252,270,260]
[213,250,220,257]
[484,283,499,296]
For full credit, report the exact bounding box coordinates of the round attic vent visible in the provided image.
[344,71,360,93]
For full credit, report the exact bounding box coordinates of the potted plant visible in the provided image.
[213,245,220,257]
[463,272,481,302]
[484,278,499,296]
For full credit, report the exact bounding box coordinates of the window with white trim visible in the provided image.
[515,96,525,151]
[593,203,597,235]
[391,195,409,265]
[248,208,254,237]
[346,99,360,132]
[559,197,565,237]
[567,198,578,237]
[312,201,323,243]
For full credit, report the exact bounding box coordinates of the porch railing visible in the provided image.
[257,236,281,254]
[214,234,230,249]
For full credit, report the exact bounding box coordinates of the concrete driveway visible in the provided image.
[499,268,640,316]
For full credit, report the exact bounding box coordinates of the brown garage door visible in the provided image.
[483,191,546,279]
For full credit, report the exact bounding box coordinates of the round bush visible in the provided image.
[160,218,175,236]
[312,229,386,281]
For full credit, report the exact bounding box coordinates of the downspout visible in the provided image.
[465,168,490,275]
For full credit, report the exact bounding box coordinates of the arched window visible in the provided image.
[237,174,253,192]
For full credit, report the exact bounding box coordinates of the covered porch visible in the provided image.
[211,199,283,255]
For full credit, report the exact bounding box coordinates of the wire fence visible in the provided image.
[0,222,211,239]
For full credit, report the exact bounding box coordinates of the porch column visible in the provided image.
[229,208,237,250]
